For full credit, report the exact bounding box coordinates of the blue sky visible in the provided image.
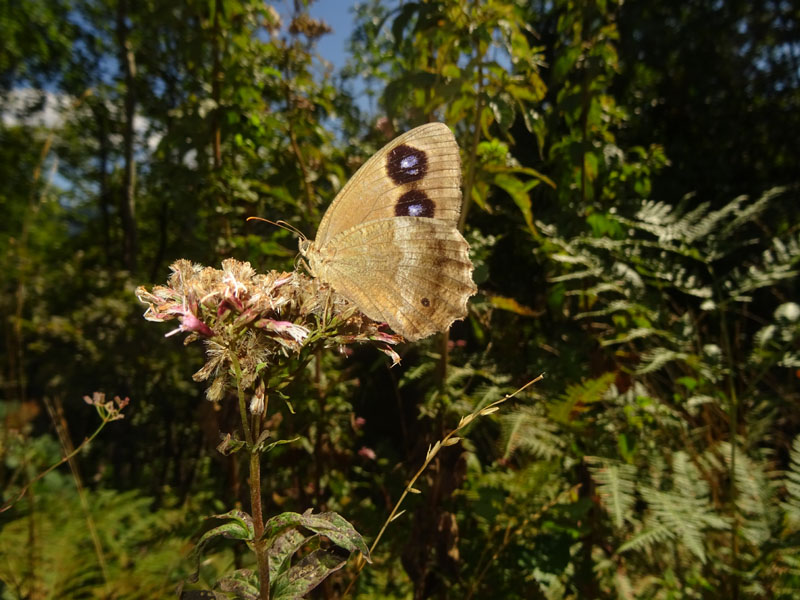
[282,1,357,72]
[311,1,357,71]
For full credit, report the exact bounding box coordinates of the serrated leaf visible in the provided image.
[218,568,259,599]
[259,436,300,454]
[493,172,535,233]
[269,529,308,584]
[263,510,370,562]
[188,510,255,583]
[488,294,541,316]
[271,547,351,600]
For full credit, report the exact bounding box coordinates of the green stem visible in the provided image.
[230,353,269,599]
[44,397,110,588]
[710,267,739,598]
[1,410,116,513]
[342,376,542,597]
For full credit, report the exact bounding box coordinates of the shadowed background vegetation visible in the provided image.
[2,0,800,598]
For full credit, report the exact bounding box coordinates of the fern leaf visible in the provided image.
[635,348,688,374]
[617,523,675,555]
[548,373,616,423]
[782,435,800,530]
[500,406,564,460]
[586,457,637,528]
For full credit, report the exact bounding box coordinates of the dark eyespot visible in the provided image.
[395,189,435,218]
[387,144,428,184]
[421,297,431,307]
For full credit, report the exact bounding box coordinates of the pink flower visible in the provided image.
[256,319,310,343]
[171,311,214,338]
[358,446,376,460]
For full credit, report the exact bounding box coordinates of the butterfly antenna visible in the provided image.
[246,216,307,241]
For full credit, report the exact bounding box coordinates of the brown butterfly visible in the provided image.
[299,122,476,341]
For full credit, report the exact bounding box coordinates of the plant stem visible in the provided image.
[1,405,117,513]
[342,376,543,597]
[44,397,110,589]
[250,448,269,600]
[230,353,270,599]
[710,267,739,599]
[464,483,581,600]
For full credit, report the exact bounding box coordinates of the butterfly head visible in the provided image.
[298,238,323,278]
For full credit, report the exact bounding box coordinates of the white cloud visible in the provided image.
[1,88,73,128]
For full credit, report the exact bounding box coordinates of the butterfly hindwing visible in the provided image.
[315,218,476,341]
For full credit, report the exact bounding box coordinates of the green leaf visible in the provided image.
[217,568,260,600]
[269,528,307,577]
[272,547,351,600]
[216,433,246,456]
[263,510,370,561]
[586,457,637,529]
[188,510,255,583]
[391,2,421,44]
[441,63,461,79]
[261,510,370,598]
[522,106,546,156]
[488,92,516,131]
[493,172,536,233]
[259,436,301,454]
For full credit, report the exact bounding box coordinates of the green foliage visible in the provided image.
[2,0,800,597]
[347,0,553,233]
[784,436,800,528]
[540,185,800,595]
[186,508,369,599]
[0,471,196,599]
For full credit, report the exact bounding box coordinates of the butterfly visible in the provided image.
[299,122,477,341]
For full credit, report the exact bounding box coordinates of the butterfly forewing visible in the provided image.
[314,123,462,247]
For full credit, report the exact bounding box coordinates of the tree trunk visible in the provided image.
[116,0,138,272]
[93,101,112,266]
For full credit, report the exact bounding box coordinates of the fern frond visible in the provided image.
[749,302,800,369]
[639,487,706,562]
[637,452,729,563]
[617,523,675,555]
[635,199,681,226]
[600,326,666,347]
[687,194,748,253]
[782,435,800,530]
[635,348,688,374]
[586,457,637,528]
[718,186,784,240]
[729,232,800,297]
[0,487,193,599]
[548,373,616,423]
[500,406,564,460]
[718,443,776,546]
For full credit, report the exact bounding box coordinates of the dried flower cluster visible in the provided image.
[83,392,130,421]
[136,259,401,402]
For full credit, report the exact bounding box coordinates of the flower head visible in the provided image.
[137,259,402,402]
